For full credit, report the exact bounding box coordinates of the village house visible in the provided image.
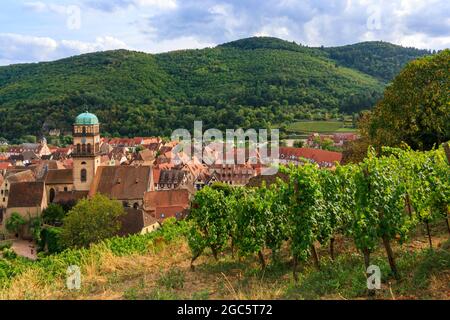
[44,169,75,203]
[132,148,156,166]
[279,147,342,168]
[194,171,220,190]
[0,170,36,209]
[154,169,188,190]
[118,208,161,237]
[7,138,51,158]
[143,189,190,222]
[1,181,47,238]
[89,165,154,209]
[307,132,359,148]
[208,163,257,186]
[0,162,12,175]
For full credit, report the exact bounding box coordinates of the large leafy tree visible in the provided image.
[363,49,450,150]
[59,194,125,249]
[42,203,66,226]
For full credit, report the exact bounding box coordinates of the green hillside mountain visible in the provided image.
[0,37,431,141]
[323,41,431,82]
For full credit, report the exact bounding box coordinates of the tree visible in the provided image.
[21,135,37,143]
[5,213,26,236]
[361,50,450,150]
[42,203,66,226]
[293,140,304,148]
[59,194,125,249]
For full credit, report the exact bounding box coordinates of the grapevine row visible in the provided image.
[188,145,450,287]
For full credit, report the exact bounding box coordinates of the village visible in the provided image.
[0,112,352,257]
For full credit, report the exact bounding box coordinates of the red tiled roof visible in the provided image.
[153,168,161,184]
[53,191,88,204]
[143,189,190,212]
[118,208,160,236]
[154,206,188,220]
[90,166,152,200]
[45,169,73,184]
[7,181,45,208]
[5,170,35,183]
[0,162,11,170]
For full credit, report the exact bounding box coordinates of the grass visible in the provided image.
[287,121,356,134]
[0,221,448,300]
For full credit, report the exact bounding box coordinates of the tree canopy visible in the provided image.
[59,194,125,249]
[361,49,449,150]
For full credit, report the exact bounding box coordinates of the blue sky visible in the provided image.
[1,0,449,65]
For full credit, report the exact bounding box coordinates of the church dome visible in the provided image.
[75,112,99,125]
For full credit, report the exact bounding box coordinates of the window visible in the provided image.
[87,143,91,154]
[64,187,68,192]
[81,144,86,153]
[133,203,139,210]
[80,169,87,182]
[49,188,56,203]
[77,144,81,154]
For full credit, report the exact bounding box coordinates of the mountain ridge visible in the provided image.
[0,37,433,141]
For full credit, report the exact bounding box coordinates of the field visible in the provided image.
[287,121,358,134]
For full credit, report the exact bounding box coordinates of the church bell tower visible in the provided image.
[72,112,101,191]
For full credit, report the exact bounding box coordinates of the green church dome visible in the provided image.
[75,112,99,125]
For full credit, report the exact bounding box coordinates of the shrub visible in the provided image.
[5,213,26,236]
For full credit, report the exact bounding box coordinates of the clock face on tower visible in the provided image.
[81,137,86,144]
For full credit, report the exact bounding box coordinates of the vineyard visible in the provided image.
[188,146,450,293]
[0,219,189,292]
[0,146,448,299]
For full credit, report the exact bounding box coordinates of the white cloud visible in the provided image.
[61,37,129,53]
[0,33,58,62]
[4,0,450,65]
[0,33,129,65]
[83,0,178,12]
[143,36,215,53]
[24,1,69,15]
[133,0,177,9]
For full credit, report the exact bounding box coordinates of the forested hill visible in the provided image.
[0,37,431,141]
[323,41,431,82]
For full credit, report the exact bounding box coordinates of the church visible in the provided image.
[47,112,155,208]
[44,112,103,205]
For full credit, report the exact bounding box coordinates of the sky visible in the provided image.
[0,0,449,65]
